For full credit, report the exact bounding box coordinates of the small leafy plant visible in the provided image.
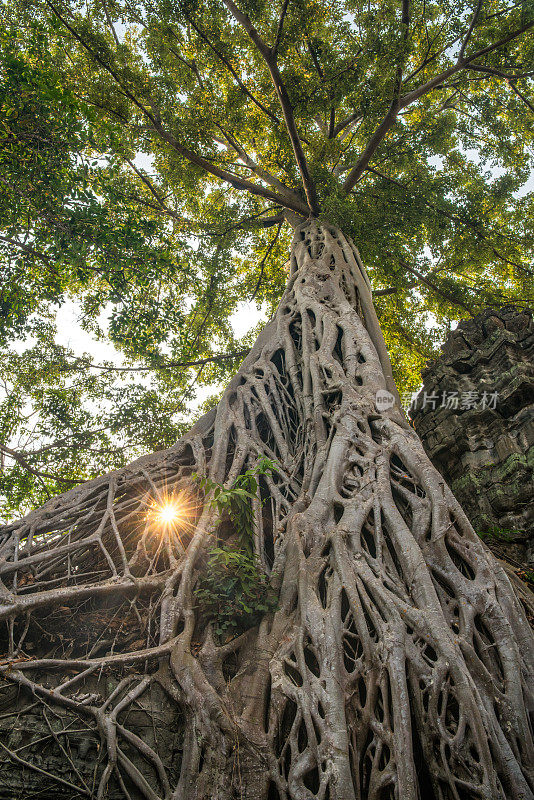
[194,458,279,639]
[195,544,278,639]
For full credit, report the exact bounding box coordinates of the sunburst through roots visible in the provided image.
[148,489,197,544]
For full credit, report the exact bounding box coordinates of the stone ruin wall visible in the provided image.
[410,305,534,602]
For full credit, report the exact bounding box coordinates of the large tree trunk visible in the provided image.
[0,220,533,800]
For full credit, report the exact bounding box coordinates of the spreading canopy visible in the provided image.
[1,0,533,516]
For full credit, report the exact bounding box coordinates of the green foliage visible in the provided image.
[195,544,278,639]
[477,525,519,543]
[194,458,279,638]
[1,0,533,515]
[195,457,277,552]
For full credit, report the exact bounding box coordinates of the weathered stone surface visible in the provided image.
[0,673,184,798]
[411,305,534,583]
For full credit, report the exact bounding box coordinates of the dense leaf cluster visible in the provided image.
[0,0,532,516]
[195,458,279,638]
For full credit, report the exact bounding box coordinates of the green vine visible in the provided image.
[194,458,279,639]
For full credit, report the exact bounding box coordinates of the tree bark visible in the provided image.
[0,220,533,800]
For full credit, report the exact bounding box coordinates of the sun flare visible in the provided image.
[148,490,195,536]
[158,503,180,524]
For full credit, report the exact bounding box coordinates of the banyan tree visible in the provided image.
[0,0,533,798]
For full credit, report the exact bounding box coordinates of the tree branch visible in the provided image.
[273,0,290,55]
[306,37,324,78]
[457,0,483,63]
[0,740,92,797]
[396,258,475,315]
[327,106,336,139]
[0,444,82,484]
[214,125,304,204]
[180,15,279,125]
[165,38,204,88]
[465,64,534,80]
[70,350,251,373]
[342,106,402,193]
[222,0,319,214]
[506,80,534,113]
[332,111,362,138]
[342,17,534,194]
[393,0,411,101]
[123,158,170,209]
[365,166,525,250]
[402,23,459,85]
[44,0,310,217]
[101,0,120,47]
[0,235,56,266]
[251,221,283,300]
[462,64,534,112]
[374,286,402,296]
